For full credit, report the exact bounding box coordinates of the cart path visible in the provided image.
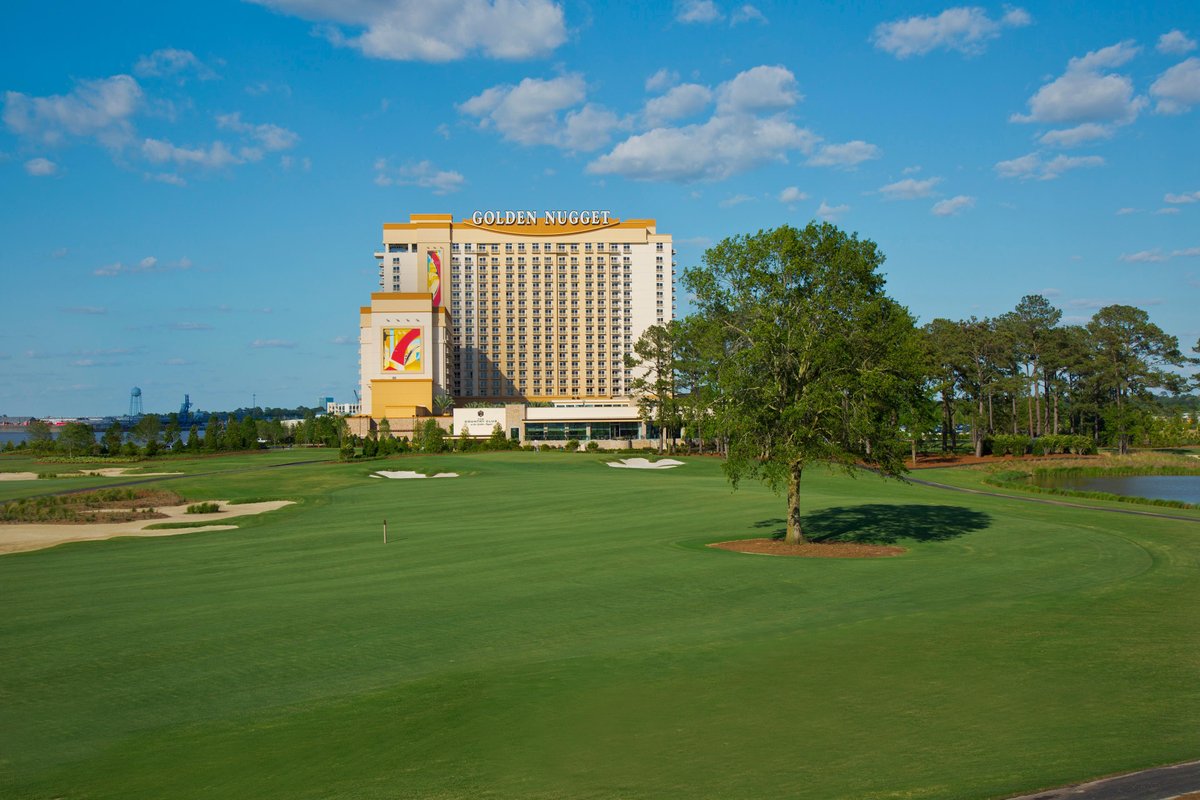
[903,474,1200,524]
[1002,759,1200,800]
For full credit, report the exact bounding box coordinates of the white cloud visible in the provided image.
[715,65,800,113]
[994,152,1104,180]
[1155,207,1181,215]
[332,335,357,345]
[459,74,618,150]
[562,104,622,151]
[879,176,941,199]
[816,200,849,221]
[1150,58,1200,114]
[807,140,881,168]
[778,186,808,204]
[145,171,187,186]
[1165,190,1200,203]
[676,0,722,24]
[24,157,58,176]
[1038,122,1114,148]
[374,158,465,194]
[3,75,142,148]
[1115,207,1137,215]
[133,48,216,81]
[643,83,712,125]
[731,4,767,25]
[1119,249,1167,263]
[62,306,107,315]
[589,65,877,183]
[1172,247,1200,257]
[142,138,241,168]
[94,256,192,277]
[588,113,818,182]
[931,195,975,216]
[719,193,755,207]
[248,0,567,61]
[872,6,1031,58]
[645,68,679,92]
[216,112,300,156]
[1157,30,1197,56]
[250,338,295,348]
[1011,41,1145,125]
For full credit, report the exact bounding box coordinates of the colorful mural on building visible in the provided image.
[426,249,442,308]
[382,327,422,373]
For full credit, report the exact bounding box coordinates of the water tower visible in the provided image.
[128,387,143,417]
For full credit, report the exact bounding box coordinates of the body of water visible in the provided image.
[1038,474,1200,505]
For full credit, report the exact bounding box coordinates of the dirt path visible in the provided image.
[1002,759,1200,799]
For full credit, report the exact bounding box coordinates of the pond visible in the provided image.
[1035,473,1200,505]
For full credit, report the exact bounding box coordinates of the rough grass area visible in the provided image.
[0,487,184,524]
[185,502,221,514]
[0,451,1198,800]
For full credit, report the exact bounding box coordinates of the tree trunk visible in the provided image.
[785,462,806,544]
[987,390,994,433]
[1011,393,1018,435]
[1052,385,1059,435]
[911,436,918,467]
[975,396,984,457]
[1034,361,1042,437]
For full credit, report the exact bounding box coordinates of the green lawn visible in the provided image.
[1,451,1197,799]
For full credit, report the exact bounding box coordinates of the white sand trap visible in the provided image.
[373,470,459,479]
[606,458,685,470]
[0,467,182,482]
[0,500,294,555]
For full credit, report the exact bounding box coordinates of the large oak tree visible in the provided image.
[684,223,925,544]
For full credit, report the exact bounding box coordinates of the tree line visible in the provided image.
[7,410,350,458]
[628,288,1198,459]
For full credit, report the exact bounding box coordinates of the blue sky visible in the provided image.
[2,0,1198,417]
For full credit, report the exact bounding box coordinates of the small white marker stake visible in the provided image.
[383,518,388,544]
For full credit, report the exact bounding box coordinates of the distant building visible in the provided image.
[352,211,675,444]
[359,212,674,418]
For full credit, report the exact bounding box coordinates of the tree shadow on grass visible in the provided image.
[755,505,991,545]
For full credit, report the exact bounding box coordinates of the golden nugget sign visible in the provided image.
[470,209,613,225]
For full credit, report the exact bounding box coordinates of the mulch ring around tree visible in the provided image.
[708,538,905,558]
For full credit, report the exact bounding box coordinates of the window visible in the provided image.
[387,243,408,252]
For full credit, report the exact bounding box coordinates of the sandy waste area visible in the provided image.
[606,458,684,470]
[0,500,294,555]
[0,467,183,482]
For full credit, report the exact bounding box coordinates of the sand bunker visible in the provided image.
[606,458,684,470]
[0,500,293,555]
[372,470,459,479]
[0,467,182,482]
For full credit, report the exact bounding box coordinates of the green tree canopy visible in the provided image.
[1086,304,1191,454]
[684,223,925,544]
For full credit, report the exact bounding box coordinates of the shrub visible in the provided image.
[585,440,600,452]
[565,439,580,452]
[991,434,1031,456]
[186,502,221,514]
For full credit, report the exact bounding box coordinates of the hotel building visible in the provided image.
[358,212,674,432]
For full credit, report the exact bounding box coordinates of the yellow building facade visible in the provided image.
[361,212,673,420]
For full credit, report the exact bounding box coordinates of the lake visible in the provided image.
[1037,473,1200,505]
